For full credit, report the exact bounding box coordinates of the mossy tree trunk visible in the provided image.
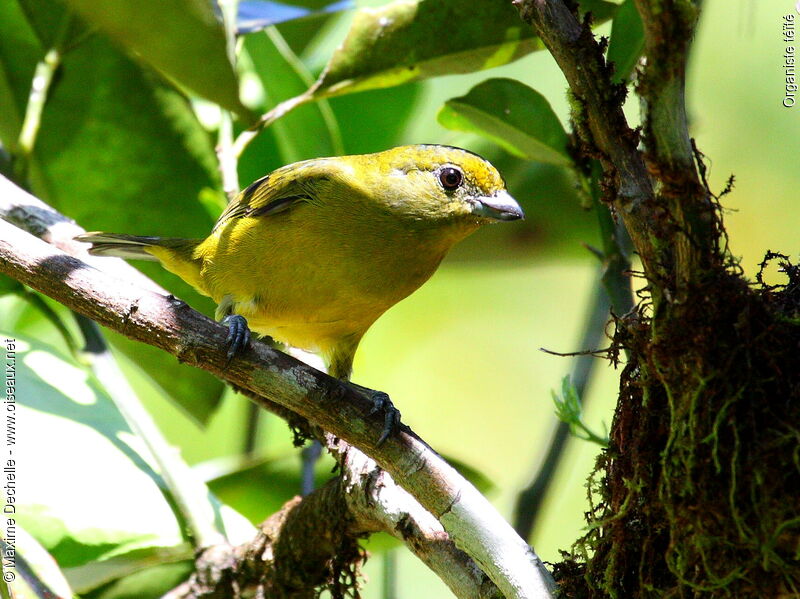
[516,1,800,596]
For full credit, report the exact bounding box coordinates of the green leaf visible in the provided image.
[0,278,82,356]
[0,1,227,421]
[18,0,89,51]
[205,453,336,523]
[0,273,24,296]
[303,0,617,101]
[17,27,227,421]
[438,78,570,166]
[65,546,193,595]
[67,505,253,595]
[81,561,194,599]
[106,332,224,425]
[0,0,42,150]
[552,375,608,446]
[607,0,644,83]
[328,82,421,155]
[59,0,250,117]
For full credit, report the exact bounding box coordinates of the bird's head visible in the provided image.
[349,145,524,228]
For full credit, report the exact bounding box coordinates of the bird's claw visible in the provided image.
[222,314,251,366]
[369,391,401,446]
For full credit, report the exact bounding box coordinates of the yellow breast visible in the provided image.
[193,200,474,355]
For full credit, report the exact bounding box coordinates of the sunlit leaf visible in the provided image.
[607,0,644,83]
[438,78,570,165]
[65,546,193,595]
[302,0,617,101]
[60,0,250,116]
[80,561,194,599]
[11,334,188,565]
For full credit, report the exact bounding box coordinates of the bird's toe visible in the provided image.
[369,391,401,446]
[222,314,251,365]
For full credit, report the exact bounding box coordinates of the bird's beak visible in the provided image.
[471,190,525,221]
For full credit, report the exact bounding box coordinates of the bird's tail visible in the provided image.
[76,232,205,291]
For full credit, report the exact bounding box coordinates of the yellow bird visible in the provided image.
[77,145,523,440]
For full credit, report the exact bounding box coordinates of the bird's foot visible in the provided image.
[368,391,401,446]
[222,314,251,366]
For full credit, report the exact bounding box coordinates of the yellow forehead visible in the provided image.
[372,145,505,194]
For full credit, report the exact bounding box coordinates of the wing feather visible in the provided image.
[213,166,324,232]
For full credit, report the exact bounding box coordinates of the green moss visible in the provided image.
[555,264,800,597]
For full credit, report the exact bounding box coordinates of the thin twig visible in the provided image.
[217,110,239,200]
[16,7,75,164]
[232,92,313,159]
[264,26,344,156]
[17,48,61,159]
[539,346,611,358]
[216,0,242,199]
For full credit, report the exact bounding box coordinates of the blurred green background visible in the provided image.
[2,0,798,596]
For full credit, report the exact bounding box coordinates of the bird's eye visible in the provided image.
[438,167,463,191]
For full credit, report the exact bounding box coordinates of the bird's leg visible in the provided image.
[221,314,251,364]
[223,315,250,355]
[328,341,403,445]
[216,294,252,366]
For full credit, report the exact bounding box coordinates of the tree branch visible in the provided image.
[0,176,165,294]
[634,0,699,171]
[515,0,716,297]
[0,175,556,598]
[169,440,503,599]
[514,0,658,277]
[633,0,715,284]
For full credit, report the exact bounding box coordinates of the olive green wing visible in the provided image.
[213,164,326,232]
